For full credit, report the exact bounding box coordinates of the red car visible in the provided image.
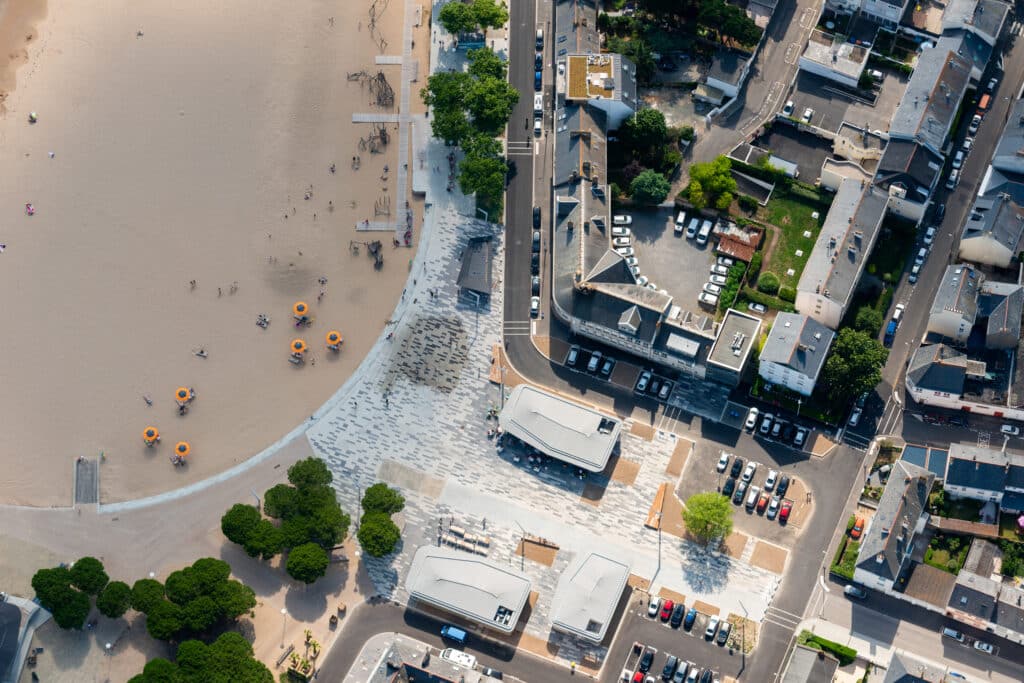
[756,492,770,514]
[660,599,674,621]
[633,673,644,683]
[779,500,793,523]
[851,517,864,539]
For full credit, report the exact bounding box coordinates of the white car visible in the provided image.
[705,615,721,639]
[962,137,974,152]
[630,265,640,277]
[709,274,727,286]
[968,114,982,134]
[745,407,759,431]
[612,236,631,247]
[764,469,778,491]
[703,282,722,295]
[612,215,632,226]
[637,275,649,286]
[1001,424,1021,436]
[741,462,757,482]
[647,597,661,617]
[530,296,540,317]
[848,406,862,427]
[946,169,959,190]
[974,640,994,654]
[766,496,780,520]
[924,226,936,245]
[611,226,631,237]
[614,246,635,257]
[440,649,477,669]
[675,211,687,227]
[717,452,730,472]
[710,264,729,276]
[952,150,965,169]
[717,256,735,267]
[782,100,794,116]
[624,256,638,267]
[698,291,718,307]
[801,107,814,123]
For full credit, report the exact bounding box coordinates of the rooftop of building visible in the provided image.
[706,309,762,373]
[759,312,835,378]
[930,263,981,322]
[456,236,493,295]
[949,570,1001,620]
[856,460,934,582]
[905,0,947,35]
[781,644,839,683]
[405,546,532,634]
[907,343,972,394]
[550,552,630,643]
[566,54,632,102]
[883,650,949,683]
[801,30,870,78]
[797,177,888,307]
[936,30,994,79]
[707,48,752,86]
[942,0,1011,42]
[875,139,943,201]
[499,384,621,472]
[889,48,971,155]
[962,193,1024,254]
[996,583,1024,634]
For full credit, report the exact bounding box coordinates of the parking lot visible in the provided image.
[626,207,720,316]
[785,68,909,135]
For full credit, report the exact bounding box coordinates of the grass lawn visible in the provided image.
[864,214,917,284]
[924,533,969,574]
[759,188,830,289]
[929,484,984,521]
[1000,513,1024,541]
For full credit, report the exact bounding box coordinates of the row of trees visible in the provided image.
[438,0,507,36]
[221,457,350,584]
[357,483,405,557]
[128,632,272,682]
[32,557,117,629]
[421,47,517,206]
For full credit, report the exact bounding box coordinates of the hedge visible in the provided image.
[740,287,796,313]
[808,635,857,666]
[779,285,796,303]
[757,272,780,294]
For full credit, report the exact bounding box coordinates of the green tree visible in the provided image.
[146,600,184,640]
[689,156,737,210]
[128,657,179,682]
[51,589,91,630]
[286,543,331,584]
[130,578,165,614]
[681,492,734,543]
[459,134,509,203]
[470,0,508,29]
[623,108,668,152]
[438,1,478,34]
[820,328,889,405]
[688,179,707,209]
[362,483,406,515]
[757,272,780,295]
[211,580,256,621]
[421,71,472,112]
[70,556,109,596]
[263,483,299,519]
[466,75,519,134]
[431,108,474,146]
[629,169,671,205]
[129,632,273,683]
[357,512,402,557]
[31,566,73,611]
[221,503,261,547]
[715,191,734,211]
[244,519,285,560]
[287,457,333,491]
[854,307,884,336]
[97,580,132,619]
[467,47,507,80]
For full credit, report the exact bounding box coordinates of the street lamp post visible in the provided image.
[513,520,525,570]
[280,608,288,648]
[738,599,748,674]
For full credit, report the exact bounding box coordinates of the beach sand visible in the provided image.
[0,0,427,505]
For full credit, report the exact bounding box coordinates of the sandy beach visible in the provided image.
[0,0,427,505]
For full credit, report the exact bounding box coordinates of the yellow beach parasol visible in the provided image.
[175,387,190,403]
[143,427,159,444]
[174,441,191,457]
[326,330,343,346]
[293,301,309,317]
[291,339,307,354]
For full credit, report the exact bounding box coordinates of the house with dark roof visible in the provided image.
[758,313,835,396]
[874,140,943,223]
[0,601,20,683]
[888,49,971,159]
[854,461,934,593]
[881,651,951,682]
[906,343,979,400]
[959,194,1024,269]
[940,0,1011,47]
[456,236,493,299]
[697,48,753,103]
[943,539,1024,644]
[927,264,982,345]
[943,443,1024,513]
[996,584,1024,643]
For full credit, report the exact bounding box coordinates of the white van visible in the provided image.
[675,211,687,234]
[440,648,478,669]
[697,220,713,246]
[534,92,543,114]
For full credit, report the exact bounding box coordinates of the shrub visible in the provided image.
[808,635,857,666]
[748,252,763,281]
[757,272,780,294]
[778,285,796,303]
[679,125,695,142]
[738,195,759,212]
[741,286,796,313]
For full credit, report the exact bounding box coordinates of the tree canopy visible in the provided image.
[362,483,406,515]
[467,47,507,80]
[630,169,671,205]
[130,578,166,614]
[458,133,509,205]
[97,581,132,619]
[357,512,402,557]
[287,457,333,490]
[622,108,668,152]
[128,632,273,683]
[32,559,105,630]
[221,503,261,547]
[820,328,889,406]
[70,556,109,596]
[681,492,734,544]
[688,156,737,210]
[439,0,508,35]
[286,543,330,584]
[853,307,884,337]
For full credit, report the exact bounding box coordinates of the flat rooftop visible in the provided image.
[499,384,621,472]
[550,552,630,643]
[567,54,619,100]
[405,546,532,634]
[706,309,761,373]
[801,30,869,79]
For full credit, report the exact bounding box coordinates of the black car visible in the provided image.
[670,602,685,628]
[776,475,791,498]
[732,480,748,505]
[722,477,736,498]
[699,670,712,683]
[534,52,543,69]
[730,457,744,479]
[683,608,697,630]
[533,206,541,228]
[531,253,539,275]
[936,203,945,221]
[532,230,541,252]
[781,422,796,442]
[481,666,504,680]
[662,656,679,681]
[649,378,662,396]
[639,649,654,673]
[531,276,540,296]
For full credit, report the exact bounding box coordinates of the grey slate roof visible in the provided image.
[889,48,971,156]
[907,343,968,394]
[550,552,630,643]
[961,194,1024,259]
[931,264,981,320]
[856,461,933,583]
[759,313,834,379]
[874,140,942,202]
[707,48,751,87]
[991,99,1024,176]
[962,538,1000,576]
[883,651,948,683]
[945,443,1012,492]
[456,236,492,294]
[935,31,993,79]
[996,584,1024,635]
[943,0,1011,43]
[949,570,1000,620]
[985,285,1023,347]
[781,645,838,683]
[0,602,20,681]
[1007,464,1024,490]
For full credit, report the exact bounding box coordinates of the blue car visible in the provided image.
[683,607,697,630]
[534,71,542,91]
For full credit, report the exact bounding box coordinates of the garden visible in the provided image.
[923,533,969,574]
[797,630,857,666]
[759,185,830,291]
[829,517,861,581]
[928,484,984,522]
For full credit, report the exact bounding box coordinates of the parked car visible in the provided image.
[732,480,748,505]
[533,206,541,228]
[741,461,757,482]
[625,256,639,267]
[848,406,862,427]
[612,237,631,247]
[748,301,767,314]
[639,649,655,673]
[716,621,732,646]
[716,452,730,473]
[566,345,580,366]
[923,226,936,246]
[659,381,672,400]
[587,350,602,373]
[531,253,539,275]
[600,357,615,377]
[987,76,999,92]
[936,203,945,221]
[612,215,633,226]
[946,169,959,190]
[533,118,542,136]
[776,475,791,498]
[722,477,736,498]
[686,217,700,239]
[531,275,540,296]
[482,666,504,679]
[759,412,774,435]
[670,602,686,628]
[636,371,652,393]
[794,427,808,448]
[660,599,674,621]
[662,655,679,681]
[730,457,744,478]
[782,100,794,116]
[908,263,921,284]
[764,469,778,491]
[703,282,722,295]
[850,517,864,539]
[844,584,868,600]
[745,407,759,431]
[766,495,780,520]
[962,137,974,153]
[717,256,735,267]
[530,296,540,317]
[709,274,727,286]
[672,664,689,683]
[801,107,814,123]
[649,378,662,396]
[745,485,761,510]
[535,52,543,69]
[779,500,792,523]
[1001,424,1020,436]
[532,230,541,251]
[611,226,631,237]
[941,627,965,643]
[756,492,770,514]
[684,607,697,630]
[968,114,982,134]
[675,211,688,232]
[614,246,635,257]
[771,419,782,439]
[647,597,661,618]
[705,615,721,639]
[974,640,994,654]
[952,150,964,169]
[636,275,650,286]
[534,71,542,90]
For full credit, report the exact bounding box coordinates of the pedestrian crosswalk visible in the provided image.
[504,320,531,336]
[507,140,533,157]
[762,605,802,632]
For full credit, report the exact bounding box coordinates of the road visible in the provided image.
[316,601,566,682]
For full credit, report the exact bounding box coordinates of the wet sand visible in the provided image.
[0,0,424,505]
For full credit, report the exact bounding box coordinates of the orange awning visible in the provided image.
[326,331,342,345]
[143,427,159,442]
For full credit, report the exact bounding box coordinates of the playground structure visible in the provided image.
[347,70,394,109]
